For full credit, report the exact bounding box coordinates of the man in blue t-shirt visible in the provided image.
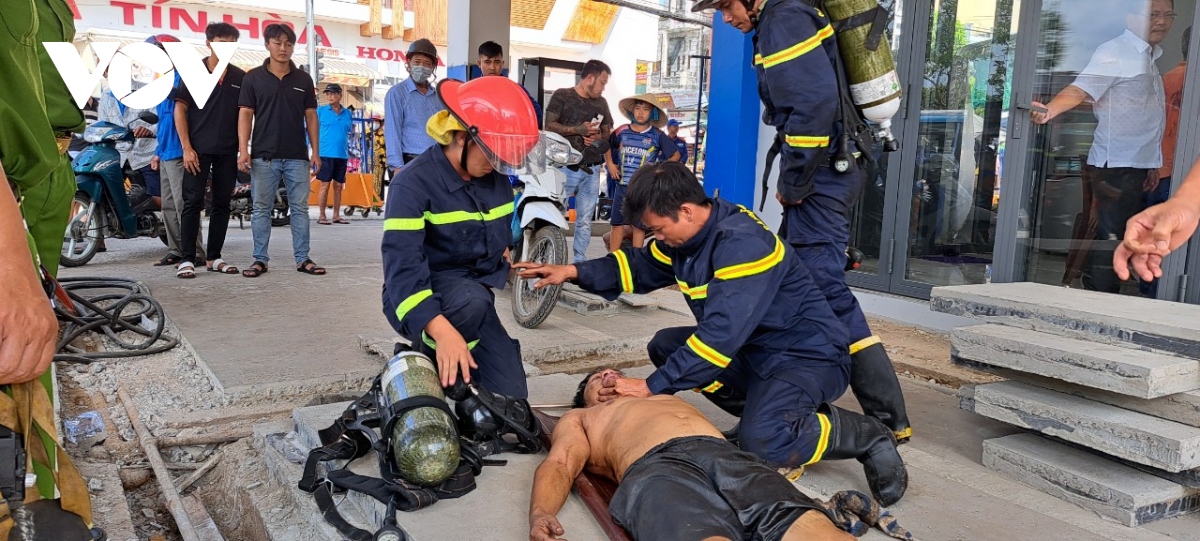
[666,118,689,166]
[316,84,355,224]
[605,94,680,251]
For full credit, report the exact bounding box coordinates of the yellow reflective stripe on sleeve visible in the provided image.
[384,217,425,231]
[650,241,673,266]
[713,237,786,280]
[613,250,634,293]
[804,412,833,465]
[785,134,831,148]
[425,201,514,225]
[396,289,433,323]
[422,332,478,350]
[687,334,731,369]
[702,380,724,393]
[754,24,835,69]
[675,279,709,300]
[849,335,882,355]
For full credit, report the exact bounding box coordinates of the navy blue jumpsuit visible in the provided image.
[574,198,850,467]
[754,0,911,439]
[381,145,527,398]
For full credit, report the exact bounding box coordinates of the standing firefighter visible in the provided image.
[693,0,911,443]
[0,0,97,538]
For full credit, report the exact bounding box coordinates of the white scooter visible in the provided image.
[510,132,606,328]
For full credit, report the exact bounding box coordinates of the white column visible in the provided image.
[446,0,511,80]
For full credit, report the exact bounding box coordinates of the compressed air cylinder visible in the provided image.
[379,352,460,486]
[823,0,902,135]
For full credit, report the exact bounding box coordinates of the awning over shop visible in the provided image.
[76,30,380,88]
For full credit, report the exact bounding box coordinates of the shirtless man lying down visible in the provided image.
[529,368,854,541]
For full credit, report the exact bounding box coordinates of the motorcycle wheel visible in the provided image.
[61,192,100,268]
[511,226,567,329]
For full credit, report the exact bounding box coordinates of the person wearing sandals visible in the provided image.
[316,83,353,225]
[174,22,245,279]
[382,76,541,400]
[236,24,326,278]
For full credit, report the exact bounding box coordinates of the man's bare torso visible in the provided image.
[567,395,725,483]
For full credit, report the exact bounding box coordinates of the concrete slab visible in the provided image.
[931,282,1200,357]
[953,359,1200,428]
[983,433,1200,526]
[555,285,657,316]
[952,324,1200,398]
[968,381,1200,472]
[855,288,975,334]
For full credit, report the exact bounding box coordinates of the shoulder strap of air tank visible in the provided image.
[828,1,890,52]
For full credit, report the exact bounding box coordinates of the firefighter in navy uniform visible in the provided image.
[517,162,908,507]
[693,0,912,444]
[381,77,543,453]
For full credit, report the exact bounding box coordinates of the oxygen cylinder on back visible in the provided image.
[823,0,902,151]
[379,352,460,486]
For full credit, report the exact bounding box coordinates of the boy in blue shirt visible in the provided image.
[316,84,355,224]
[605,94,679,251]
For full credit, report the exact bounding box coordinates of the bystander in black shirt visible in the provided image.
[238,59,317,160]
[177,60,245,155]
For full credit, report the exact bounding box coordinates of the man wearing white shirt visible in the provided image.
[1032,0,1175,293]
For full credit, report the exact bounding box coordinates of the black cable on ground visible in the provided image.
[52,277,179,363]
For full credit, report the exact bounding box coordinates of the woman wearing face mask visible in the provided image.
[383,38,446,176]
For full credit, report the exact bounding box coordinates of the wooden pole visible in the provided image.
[118,387,202,541]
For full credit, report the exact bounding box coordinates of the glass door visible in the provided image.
[1005,0,1194,298]
[887,0,1020,295]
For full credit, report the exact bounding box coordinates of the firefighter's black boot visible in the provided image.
[850,339,912,443]
[820,404,908,507]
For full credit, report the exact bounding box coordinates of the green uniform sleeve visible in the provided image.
[37,0,84,133]
[0,0,58,191]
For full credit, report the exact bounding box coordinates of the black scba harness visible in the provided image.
[299,371,543,540]
[758,0,890,212]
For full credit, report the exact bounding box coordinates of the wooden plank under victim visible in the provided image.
[533,409,633,541]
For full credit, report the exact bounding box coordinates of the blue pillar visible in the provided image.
[701,13,759,206]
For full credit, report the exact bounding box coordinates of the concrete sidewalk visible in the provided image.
[61,212,1200,540]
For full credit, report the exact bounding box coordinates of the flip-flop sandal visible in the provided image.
[206,258,240,275]
[176,261,196,279]
[333,218,350,224]
[318,218,332,225]
[296,259,326,275]
[242,261,268,278]
[154,253,183,266]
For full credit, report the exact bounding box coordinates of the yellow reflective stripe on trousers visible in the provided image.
[650,241,673,266]
[687,334,731,368]
[804,412,833,465]
[422,332,479,350]
[701,380,724,393]
[384,202,515,231]
[396,289,433,322]
[614,250,635,293]
[785,134,831,148]
[850,335,882,355]
[713,237,786,280]
[425,201,514,225]
[753,24,835,69]
[676,279,709,300]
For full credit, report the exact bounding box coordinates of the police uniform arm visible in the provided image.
[645,231,786,395]
[759,8,839,203]
[381,182,441,337]
[574,243,675,300]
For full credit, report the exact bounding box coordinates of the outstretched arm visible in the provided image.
[529,412,591,541]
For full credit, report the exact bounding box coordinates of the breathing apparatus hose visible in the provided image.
[51,277,179,364]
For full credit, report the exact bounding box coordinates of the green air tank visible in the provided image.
[822,0,902,148]
[379,352,460,486]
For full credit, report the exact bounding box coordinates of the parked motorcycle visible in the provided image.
[225,170,290,229]
[510,133,607,329]
[61,112,167,267]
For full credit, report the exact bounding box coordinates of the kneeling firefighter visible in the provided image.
[692,0,912,443]
[381,75,544,456]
